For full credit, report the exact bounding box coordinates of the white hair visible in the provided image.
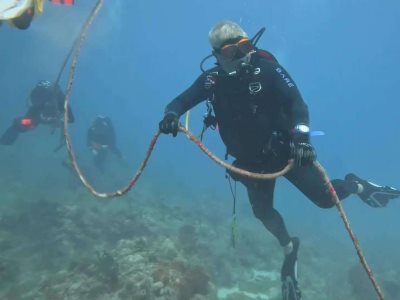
[208,20,248,49]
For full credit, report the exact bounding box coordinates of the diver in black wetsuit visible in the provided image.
[87,115,122,170]
[158,21,400,300]
[0,80,74,145]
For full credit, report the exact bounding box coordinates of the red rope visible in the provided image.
[180,126,295,179]
[315,162,385,299]
[62,1,384,298]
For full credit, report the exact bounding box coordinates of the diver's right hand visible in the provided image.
[159,113,179,137]
[290,141,316,167]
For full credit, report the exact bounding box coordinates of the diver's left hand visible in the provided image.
[290,141,316,167]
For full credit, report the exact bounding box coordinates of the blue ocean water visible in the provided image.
[0,1,399,299]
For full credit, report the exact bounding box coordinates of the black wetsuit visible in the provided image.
[164,50,354,246]
[87,116,122,169]
[0,84,74,145]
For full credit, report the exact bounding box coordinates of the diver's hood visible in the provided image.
[0,0,32,19]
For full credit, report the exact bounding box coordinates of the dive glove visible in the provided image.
[290,124,316,167]
[159,113,179,137]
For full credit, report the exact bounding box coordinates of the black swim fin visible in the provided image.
[345,173,400,207]
[282,276,301,300]
[281,237,301,300]
[0,125,20,145]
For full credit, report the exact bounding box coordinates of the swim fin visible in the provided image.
[345,173,400,208]
[0,124,20,145]
[281,237,301,300]
[282,276,301,300]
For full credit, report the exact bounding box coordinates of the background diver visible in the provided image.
[0,80,74,146]
[87,115,123,171]
[158,20,400,300]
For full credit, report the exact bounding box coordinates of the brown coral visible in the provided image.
[152,261,209,300]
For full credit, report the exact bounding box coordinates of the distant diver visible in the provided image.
[158,20,400,300]
[87,115,123,170]
[0,80,74,145]
[0,0,74,30]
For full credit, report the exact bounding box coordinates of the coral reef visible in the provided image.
[348,264,400,300]
[0,178,398,300]
[152,261,210,300]
[348,264,376,300]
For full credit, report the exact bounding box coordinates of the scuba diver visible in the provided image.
[0,80,74,146]
[0,0,74,30]
[158,21,400,300]
[87,115,122,170]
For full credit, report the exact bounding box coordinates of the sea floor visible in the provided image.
[0,172,399,300]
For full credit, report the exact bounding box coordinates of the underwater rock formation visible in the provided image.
[152,261,210,300]
[348,264,400,300]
